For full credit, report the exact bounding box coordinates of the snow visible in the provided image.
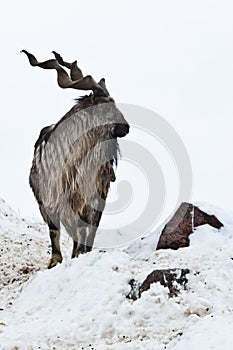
[0,199,233,349]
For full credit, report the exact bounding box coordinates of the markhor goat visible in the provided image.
[22,50,129,268]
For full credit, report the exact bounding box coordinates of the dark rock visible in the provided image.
[127,279,141,301]
[127,268,189,300]
[193,206,223,229]
[156,202,223,250]
[140,268,190,297]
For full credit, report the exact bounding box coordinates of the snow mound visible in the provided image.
[0,198,71,308]
[0,200,233,349]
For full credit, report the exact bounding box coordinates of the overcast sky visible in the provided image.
[1,0,233,228]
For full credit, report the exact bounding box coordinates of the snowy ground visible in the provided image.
[0,198,233,349]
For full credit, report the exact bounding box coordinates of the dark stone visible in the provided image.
[140,268,190,297]
[127,279,141,301]
[127,268,190,300]
[193,206,223,229]
[156,202,223,250]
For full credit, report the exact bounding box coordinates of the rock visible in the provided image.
[127,268,190,300]
[193,206,223,228]
[127,279,141,301]
[156,202,223,250]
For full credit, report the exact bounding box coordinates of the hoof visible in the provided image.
[47,254,63,269]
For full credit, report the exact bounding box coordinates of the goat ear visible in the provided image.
[98,78,110,96]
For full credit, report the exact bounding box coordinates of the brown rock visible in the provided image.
[156,202,223,250]
[127,268,189,300]
[193,206,223,228]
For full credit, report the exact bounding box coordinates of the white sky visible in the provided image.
[1,0,233,224]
